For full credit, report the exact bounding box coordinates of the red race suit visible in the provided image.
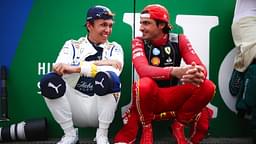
[114,33,215,144]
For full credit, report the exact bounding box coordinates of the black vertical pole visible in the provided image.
[132,0,136,83]
[0,65,9,121]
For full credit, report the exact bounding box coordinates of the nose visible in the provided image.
[104,26,112,34]
[139,24,144,32]
[105,26,110,32]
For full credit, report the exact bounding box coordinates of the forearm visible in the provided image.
[80,60,122,77]
[93,59,122,70]
[134,61,172,80]
[53,63,81,75]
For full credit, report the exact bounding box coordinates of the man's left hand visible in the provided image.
[180,62,205,87]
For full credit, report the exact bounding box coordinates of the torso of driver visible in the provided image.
[55,36,123,67]
[54,36,124,94]
[132,33,206,87]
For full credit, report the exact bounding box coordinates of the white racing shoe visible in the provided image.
[96,135,109,144]
[94,128,110,144]
[57,128,79,144]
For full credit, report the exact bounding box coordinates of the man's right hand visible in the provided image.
[53,63,81,75]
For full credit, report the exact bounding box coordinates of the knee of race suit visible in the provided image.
[94,71,121,96]
[40,72,66,99]
[199,79,216,102]
[136,77,157,99]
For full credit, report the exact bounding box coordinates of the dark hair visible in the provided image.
[141,10,148,14]
[85,21,95,32]
[155,20,170,34]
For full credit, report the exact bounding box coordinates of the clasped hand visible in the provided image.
[172,62,205,87]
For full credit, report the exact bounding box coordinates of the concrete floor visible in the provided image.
[0,138,254,144]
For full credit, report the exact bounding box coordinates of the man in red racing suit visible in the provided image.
[114,4,215,144]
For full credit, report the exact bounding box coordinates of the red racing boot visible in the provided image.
[113,108,140,144]
[171,120,188,144]
[189,107,213,144]
[140,124,153,144]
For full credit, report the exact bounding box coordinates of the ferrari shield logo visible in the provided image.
[164,46,171,55]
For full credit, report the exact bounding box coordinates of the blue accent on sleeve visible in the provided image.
[110,45,115,57]
[71,43,76,60]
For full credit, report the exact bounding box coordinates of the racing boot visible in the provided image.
[114,82,140,144]
[114,108,140,144]
[95,128,109,144]
[189,107,213,144]
[57,128,79,144]
[140,124,153,144]
[171,120,187,144]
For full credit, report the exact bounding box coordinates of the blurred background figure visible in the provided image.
[229,0,256,143]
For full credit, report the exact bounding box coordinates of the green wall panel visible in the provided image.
[2,0,248,139]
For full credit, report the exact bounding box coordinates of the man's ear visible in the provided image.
[86,22,93,31]
[159,22,166,29]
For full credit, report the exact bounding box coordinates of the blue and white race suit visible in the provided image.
[44,36,123,129]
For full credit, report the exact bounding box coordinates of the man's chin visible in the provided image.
[100,37,108,43]
[142,36,150,40]
[141,34,148,39]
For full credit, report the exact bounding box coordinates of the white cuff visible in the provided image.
[80,62,91,76]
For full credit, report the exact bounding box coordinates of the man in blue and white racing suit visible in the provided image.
[40,5,124,144]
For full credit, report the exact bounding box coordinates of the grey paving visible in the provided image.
[0,138,254,144]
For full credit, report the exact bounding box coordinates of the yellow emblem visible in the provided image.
[164,46,171,55]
